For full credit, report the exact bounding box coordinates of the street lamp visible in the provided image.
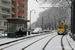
[30,9,36,30]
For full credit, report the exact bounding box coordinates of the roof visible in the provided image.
[6,18,30,22]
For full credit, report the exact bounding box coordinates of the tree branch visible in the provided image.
[36,0,47,10]
[65,0,71,8]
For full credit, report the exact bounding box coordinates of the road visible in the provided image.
[0,32,73,50]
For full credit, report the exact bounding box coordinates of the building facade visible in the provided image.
[0,0,11,29]
[0,0,28,29]
[11,0,28,19]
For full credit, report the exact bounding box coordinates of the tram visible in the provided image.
[57,22,68,35]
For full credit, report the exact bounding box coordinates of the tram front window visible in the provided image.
[59,27,63,29]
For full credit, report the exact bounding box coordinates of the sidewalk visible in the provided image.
[66,32,75,50]
[0,33,39,44]
[0,32,49,44]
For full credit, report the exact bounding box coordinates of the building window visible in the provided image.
[22,0,24,2]
[18,3,23,7]
[4,22,7,26]
[3,16,6,18]
[23,17,24,18]
[18,16,22,18]
[18,9,23,13]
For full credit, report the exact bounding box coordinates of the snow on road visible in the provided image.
[0,33,46,44]
[63,35,71,50]
[66,34,75,50]
[24,34,56,50]
[3,33,54,50]
[1,31,75,50]
[45,35,63,50]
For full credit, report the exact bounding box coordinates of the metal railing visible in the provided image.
[0,10,10,13]
[0,11,11,15]
[2,0,11,2]
[0,3,11,8]
[12,4,15,8]
[12,0,15,2]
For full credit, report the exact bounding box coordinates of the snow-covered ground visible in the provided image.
[0,31,75,50]
[24,34,56,50]
[45,35,62,50]
[63,35,72,50]
[66,33,75,50]
[1,33,55,50]
[0,32,48,44]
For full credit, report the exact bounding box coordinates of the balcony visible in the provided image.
[0,10,11,15]
[12,4,15,8]
[1,0,11,3]
[0,18,7,21]
[12,0,15,2]
[0,3,11,9]
[12,11,15,14]
[0,17,6,20]
[0,26,5,28]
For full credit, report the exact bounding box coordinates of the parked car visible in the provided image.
[0,28,5,37]
[32,27,42,34]
[43,30,50,32]
[0,28,5,34]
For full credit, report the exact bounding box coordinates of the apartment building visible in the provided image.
[0,0,11,29]
[12,0,28,19]
[0,0,28,29]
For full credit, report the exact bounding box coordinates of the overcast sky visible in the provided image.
[28,0,45,24]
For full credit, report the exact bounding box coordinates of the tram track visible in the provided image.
[0,33,52,46]
[21,35,57,50]
[61,35,65,50]
[0,33,54,50]
[42,35,57,50]
[20,34,74,50]
[61,35,74,50]
[0,37,37,50]
[66,38,74,50]
[2,32,72,50]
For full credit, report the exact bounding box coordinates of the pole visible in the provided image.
[72,0,75,40]
[30,11,31,30]
[71,0,73,33]
[42,17,43,30]
[30,9,36,30]
[54,16,56,30]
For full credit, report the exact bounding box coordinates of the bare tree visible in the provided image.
[35,0,71,29]
[36,0,72,8]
